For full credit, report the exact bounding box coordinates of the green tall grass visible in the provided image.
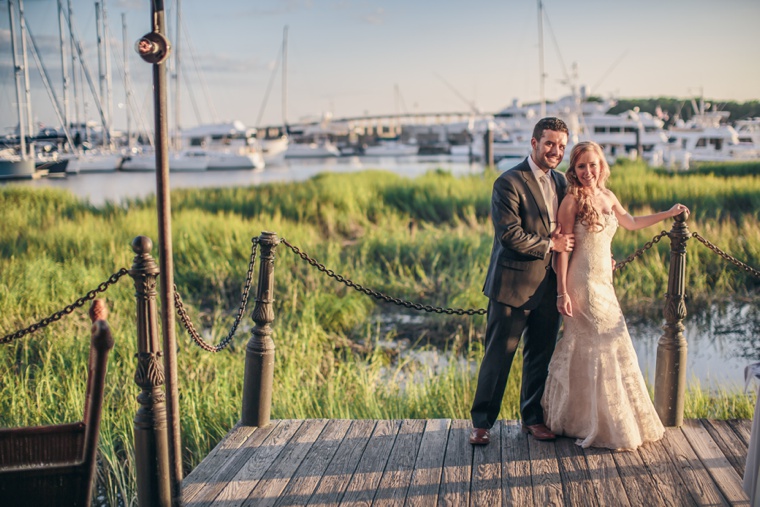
[1,163,758,504]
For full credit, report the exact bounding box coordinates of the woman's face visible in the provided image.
[574,150,603,189]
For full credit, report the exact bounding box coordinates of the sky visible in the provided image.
[1,0,759,135]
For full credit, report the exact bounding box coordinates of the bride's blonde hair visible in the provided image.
[565,141,611,231]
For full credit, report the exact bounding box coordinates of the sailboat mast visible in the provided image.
[8,0,27,159]
[66,0,80,135]
[95,2,107,148]
[537,0,546,119]
[174,0,182,150]
[18,0,35,158]
[103,0,113,144]
[122,13,132,148]
[57,0,70,134]
[282,25,288,131]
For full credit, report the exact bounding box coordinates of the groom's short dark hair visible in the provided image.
[532,117,569,141]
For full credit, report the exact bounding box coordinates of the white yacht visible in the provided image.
[260,135,289,165]
[182,121,265,171]
[660,102,760,169]
[120,148,209,171]
[580,109,669,162]
[73,150,123,173]
[362,139,419,157]
[735,118,760,148]
[285,139,340,158]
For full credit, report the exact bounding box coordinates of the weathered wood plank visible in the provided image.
[243,419,329,507]
[681,419,749,506]
[373,419,426,507]
[554,438,597,507]
[470,419,501,507]
[437,419,472,507]
[339,419,401,507]
[727,419,752,447]
[501,420,534,507]
[185,422,280,507]
[660,427,729,506]
[404,419,450,507]
[583,447,630,506]
[272,420,352,507]
[636,434,695,506]
[526,432,563,506]
[702,419,748,478]
[611,444,664,506]
[182,423,259,502]
[205,420,303,507]
[306,420,376,507]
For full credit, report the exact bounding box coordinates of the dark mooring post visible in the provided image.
[241,231,279,427]
[129,236,172,506]
[483,125,494,168]
[654,211,690,426]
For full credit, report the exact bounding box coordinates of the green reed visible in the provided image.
[1,163,758,504]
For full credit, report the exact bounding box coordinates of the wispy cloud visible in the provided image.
[239,0,314,17]
[191,52,268,75]
[361,7,385,25]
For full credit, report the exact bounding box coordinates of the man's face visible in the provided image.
[530,129,568,171]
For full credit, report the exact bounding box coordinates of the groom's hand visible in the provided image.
[550,223,575,252]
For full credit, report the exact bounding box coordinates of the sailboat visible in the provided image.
[1,0,36,179]
[125,0,265,172]
[257,25,290,165]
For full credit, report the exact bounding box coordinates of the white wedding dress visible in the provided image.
[542,211,665,450]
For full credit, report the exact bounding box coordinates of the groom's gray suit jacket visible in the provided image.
[482,159,568,310]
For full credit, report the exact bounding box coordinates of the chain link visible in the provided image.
[280,238,487,315]
[174,237,259,352]
[1,268,129,345]
[613,230,670,273]
[691,232,760,279]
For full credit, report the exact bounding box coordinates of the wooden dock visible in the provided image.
[181,418,751,506]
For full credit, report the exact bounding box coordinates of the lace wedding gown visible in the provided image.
[542,211,665,451]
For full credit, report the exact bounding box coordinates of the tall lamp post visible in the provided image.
[136,4,182,504]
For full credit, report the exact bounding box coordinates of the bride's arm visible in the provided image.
[609,191,689,231]
[555,196,577,317]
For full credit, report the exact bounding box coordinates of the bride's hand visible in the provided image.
[557,293,572,317]
[668,203,689,218]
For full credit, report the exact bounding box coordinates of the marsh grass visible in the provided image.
[1,163,758,504]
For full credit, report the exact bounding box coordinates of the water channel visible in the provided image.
[3,154,758,389]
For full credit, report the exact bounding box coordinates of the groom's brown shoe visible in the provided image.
[522,423,556,441]
[469,428,490,445]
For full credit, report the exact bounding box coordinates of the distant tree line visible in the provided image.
[602,97,760,125]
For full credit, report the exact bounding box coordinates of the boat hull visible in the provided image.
[0,158,36,180]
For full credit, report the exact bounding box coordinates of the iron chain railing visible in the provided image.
[5,229,758,350]
[691,232,760,279]
[174,237,259,352]
[0,268,129,345]
[612,230,670,273]
[280,238,487,315]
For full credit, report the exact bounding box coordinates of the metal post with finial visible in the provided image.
[241,231,279,427]
[654,211,690,426]
[128,236,172,506]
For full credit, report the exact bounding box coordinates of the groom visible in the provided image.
[470,117,574,445]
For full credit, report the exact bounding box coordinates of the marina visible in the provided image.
[1,1,759,505]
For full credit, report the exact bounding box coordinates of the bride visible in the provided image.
[542,141,689,451]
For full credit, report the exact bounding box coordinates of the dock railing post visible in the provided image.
[128,236,172,506]
[484,124,494,168]
[654,212,690,427]
[241,231,279,427]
